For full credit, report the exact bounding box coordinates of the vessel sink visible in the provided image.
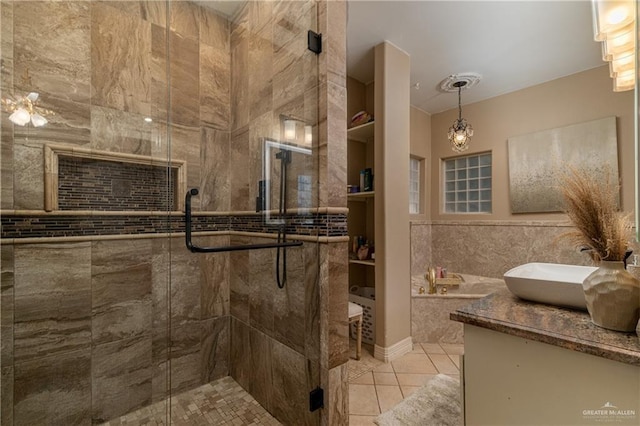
[503,263,597,310]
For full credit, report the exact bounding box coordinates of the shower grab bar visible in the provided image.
[184,188,302,253]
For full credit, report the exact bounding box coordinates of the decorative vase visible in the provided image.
[582,261,640,332]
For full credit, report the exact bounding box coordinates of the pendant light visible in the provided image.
[447,81,473,152]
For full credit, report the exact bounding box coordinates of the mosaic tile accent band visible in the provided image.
[58,156,178,211]
[1,212,348,239]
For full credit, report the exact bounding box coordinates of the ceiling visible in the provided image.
[347,1,605,114]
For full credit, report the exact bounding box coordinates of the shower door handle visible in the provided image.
[184,188,302,253]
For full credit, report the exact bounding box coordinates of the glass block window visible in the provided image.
[409,157,421,214]
[443,152,492,213]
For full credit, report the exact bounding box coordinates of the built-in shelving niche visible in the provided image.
[44,144,187,212]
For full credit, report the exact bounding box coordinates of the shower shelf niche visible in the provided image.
[44,143,187,212]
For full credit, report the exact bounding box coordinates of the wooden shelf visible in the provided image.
[349,259,375,267]
[347,191,375,201]
[347,121,374,143]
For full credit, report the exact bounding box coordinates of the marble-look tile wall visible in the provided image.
[317,1,349,425]
[1,0,348,424]
[3,235,230,424]
[1,1,232,423]
[229,235,320,425]
[411,220,596,279]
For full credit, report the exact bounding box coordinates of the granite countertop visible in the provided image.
[451,289,640,366]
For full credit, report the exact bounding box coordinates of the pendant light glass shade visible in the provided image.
[447,83,473,152]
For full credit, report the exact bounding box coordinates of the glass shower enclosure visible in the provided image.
[0,1,322,424]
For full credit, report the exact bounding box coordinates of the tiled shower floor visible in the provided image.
[101,377,281,426]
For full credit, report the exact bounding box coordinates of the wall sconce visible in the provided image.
[280,115,313,146]
[592,0,636,91]
[283,119,296,140]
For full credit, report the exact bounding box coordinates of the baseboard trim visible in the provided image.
[374,336,413,362]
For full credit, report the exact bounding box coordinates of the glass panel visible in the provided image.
[468,156,479,167]
[455,157,467,168]
[469,202,480,212]
[481,201,492,212]
[445,170,455,181]
[1,0,173,423]
[456,169,467,179]
[1,0,321,424]
[446,192,456,202]
[480,165,491,177]
[480,153,492,166]
[469,179,479,190]
[456,181,467,191]
[469,167,479,178]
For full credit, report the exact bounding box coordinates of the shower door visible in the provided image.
[176,0,323,424]
[0,1,174,424]
[1,0,322,424]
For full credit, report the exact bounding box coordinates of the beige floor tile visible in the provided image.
[440,343,464,355]
[350,371,374,385]
[373,372,398,386]
[420,342,446,354]
[372,362,394,373]
[449,353,461,368]
[349,415,378,425]
[375,385,404,413]
[395,373,436,386]
[400,385,422,398]
[349,384,381,416]
[428,353,459,374]
[410,344,425,353]
[391,353,438,374]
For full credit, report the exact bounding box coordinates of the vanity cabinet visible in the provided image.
[452,290,640,425]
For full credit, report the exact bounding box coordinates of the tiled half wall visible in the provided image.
[410,220,600,279]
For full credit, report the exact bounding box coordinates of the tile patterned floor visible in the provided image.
[101,376,281,426]
[103,342,461,426]
[348,341,464,425]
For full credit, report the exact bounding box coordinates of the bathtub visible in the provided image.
[411,273,506,343]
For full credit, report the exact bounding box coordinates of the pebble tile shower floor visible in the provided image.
[100,377,281,425]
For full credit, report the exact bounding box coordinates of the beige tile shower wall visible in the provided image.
[1,1,14,210]
[318,1,349,425]
[3,235,230,424]
[230,0,320,212]
[229,236,321,426]
[2,1,233,423]
[5,1,232,212]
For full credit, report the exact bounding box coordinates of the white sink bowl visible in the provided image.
[503,263,598,310]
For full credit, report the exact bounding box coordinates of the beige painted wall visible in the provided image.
[430,65,634,221]
[374,41,411,349]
